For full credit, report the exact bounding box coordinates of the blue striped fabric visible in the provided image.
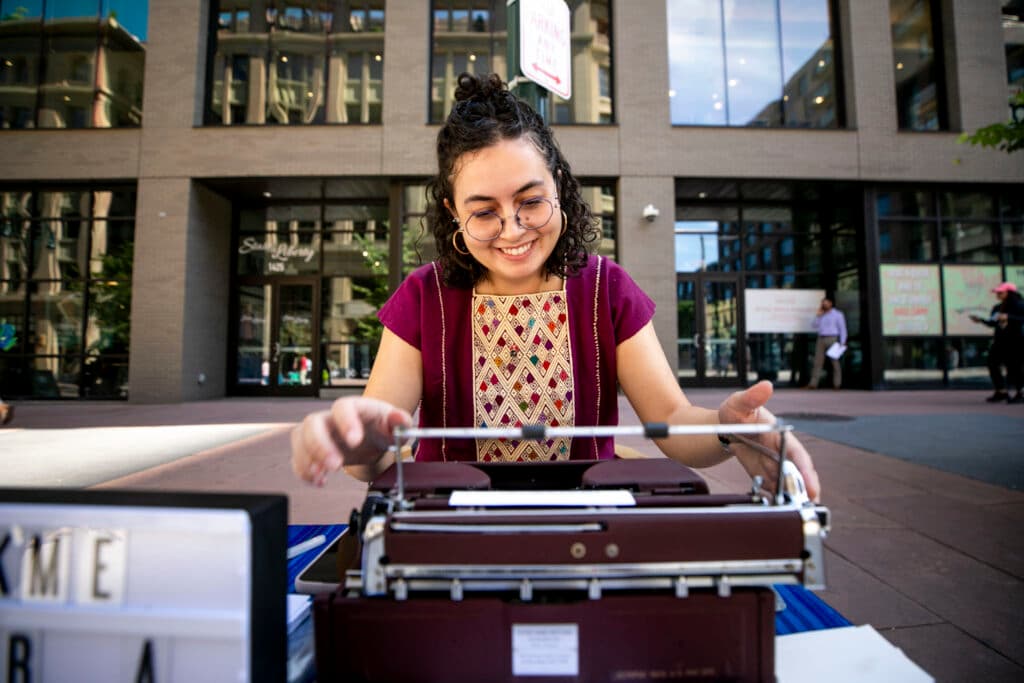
[287,524,346,592]
[773,584,851,634]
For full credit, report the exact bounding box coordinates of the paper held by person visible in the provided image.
[826,342,847,360]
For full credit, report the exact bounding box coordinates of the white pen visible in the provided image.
[287,534,327,559]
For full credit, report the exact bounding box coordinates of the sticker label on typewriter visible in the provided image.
[512,623,579,676]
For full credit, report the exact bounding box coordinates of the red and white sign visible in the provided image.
[519,0,572,100]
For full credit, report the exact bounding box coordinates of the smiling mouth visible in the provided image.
[499,241,533,257]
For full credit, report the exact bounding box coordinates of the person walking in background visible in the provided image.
[971,282,1024,404]
[805,296,847,390]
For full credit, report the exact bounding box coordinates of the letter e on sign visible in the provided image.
[75,529,127,605]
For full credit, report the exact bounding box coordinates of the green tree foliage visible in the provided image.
[349,234,389,345]
[958,92,1024,154]
[349,229,424,345]
[88,241,134,353]
[2,6,29,21]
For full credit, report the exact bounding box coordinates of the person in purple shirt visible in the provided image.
[290,73,820,501]
[806,297,847,390]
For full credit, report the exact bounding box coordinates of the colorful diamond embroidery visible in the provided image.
[472,289,574,462]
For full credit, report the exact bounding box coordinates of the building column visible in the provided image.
[617,176,678,377]
[129,178,232,402]
[613,0,677,376]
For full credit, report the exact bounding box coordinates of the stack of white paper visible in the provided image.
[826,342,847,360]
[776,625,933,682]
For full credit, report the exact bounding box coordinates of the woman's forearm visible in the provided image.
[651,404,735,468]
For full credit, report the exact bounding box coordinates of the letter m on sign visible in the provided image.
[21,532,70,603]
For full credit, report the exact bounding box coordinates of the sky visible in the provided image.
[1,0,148,41]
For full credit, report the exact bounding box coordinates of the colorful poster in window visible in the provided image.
[880,264,941,335]
[942,265,1002,335]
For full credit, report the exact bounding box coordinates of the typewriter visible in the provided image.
[312,422,830,683]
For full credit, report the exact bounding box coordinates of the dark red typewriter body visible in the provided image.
[313,459,829,683]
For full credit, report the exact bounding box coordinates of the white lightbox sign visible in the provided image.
[744,289,825,333]
[0,490,287,683]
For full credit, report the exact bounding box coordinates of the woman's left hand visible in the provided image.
[717,380,821,502]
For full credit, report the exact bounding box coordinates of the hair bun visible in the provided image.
[453,72,508,104]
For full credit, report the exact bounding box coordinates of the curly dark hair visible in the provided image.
[426,72,599,289]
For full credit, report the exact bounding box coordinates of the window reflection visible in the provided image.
[581,183,616,258]
[780,0,837,127]
[0,0,144,129]
[1005,2,1024,116]
[321,203,389,385]
[884,337,943,384]
[725,0,782,126]
[1003,223,1024,262]
[668,0,841,128]
[0,186,135,398]
[891,0,946,130]
[878,188,1011,265]
[429,0,612,125]
[879,221,936,260]
[208,0,384,125]
[940,223,997,263]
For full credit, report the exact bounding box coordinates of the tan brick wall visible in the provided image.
[129,177,191,402]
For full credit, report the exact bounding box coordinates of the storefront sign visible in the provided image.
[942,265,1002,336]
[0,490,286,683]
[238,237,317,273]
[880,265,941,335]
[744,289,824,333]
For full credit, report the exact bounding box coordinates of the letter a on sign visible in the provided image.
[519,0,572,99]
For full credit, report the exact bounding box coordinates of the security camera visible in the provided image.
[642,204,660,222]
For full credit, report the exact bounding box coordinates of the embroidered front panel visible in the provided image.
[472,290,575,461]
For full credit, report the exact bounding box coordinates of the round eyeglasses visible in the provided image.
[462,197,558,242]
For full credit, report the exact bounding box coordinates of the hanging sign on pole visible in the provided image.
[518,0,572,100]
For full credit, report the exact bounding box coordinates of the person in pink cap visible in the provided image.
[970,282,1024,403]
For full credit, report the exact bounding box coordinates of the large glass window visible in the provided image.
[0,186,135,398]
[208,1,384,126]
[876,187,1019,387]
[891,0,947,131]
[676,181,860,386]
[667,0,842,128]
[228,181,391,392]
[0,0,145,129]
[1005,3,1024,118]
[429,0,612,124]
[320,202,389,385]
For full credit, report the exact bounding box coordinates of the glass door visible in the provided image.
[676,274,743,387]
[234,278,318,395]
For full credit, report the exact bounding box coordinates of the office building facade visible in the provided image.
[1,0,1022,401]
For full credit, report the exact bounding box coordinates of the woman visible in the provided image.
[291,73,820,500]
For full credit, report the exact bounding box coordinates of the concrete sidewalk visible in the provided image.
[1,388,1022,681]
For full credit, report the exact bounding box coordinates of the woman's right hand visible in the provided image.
[290,396,413,486]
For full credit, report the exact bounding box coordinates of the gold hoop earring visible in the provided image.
[452,229,471,256]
